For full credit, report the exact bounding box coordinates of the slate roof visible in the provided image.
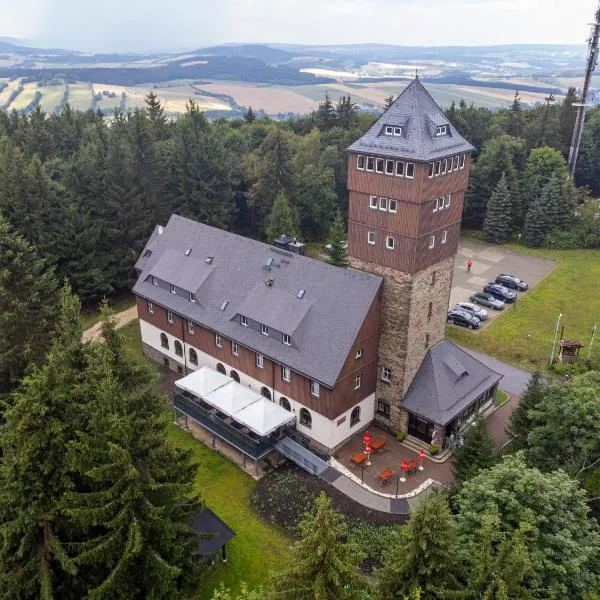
[346,78,475,161]
[133,215,382,387]
[191,507,236,555]
[401,340,502,426]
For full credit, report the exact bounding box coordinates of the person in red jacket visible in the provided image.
[467,258,473,272]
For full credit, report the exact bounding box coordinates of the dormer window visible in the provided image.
[436,125,448,137]
[393,127,402,136]
[151,276,157,286]
[283,333,291,346]
[240,315,248,327]
[261,324,269,336]
[170,284,176,294]
[189,292,196,303]
[385,125,393,135]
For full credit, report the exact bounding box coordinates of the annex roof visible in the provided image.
[134,215,382,387]
[402,340,502,426]
[346,77,475,162]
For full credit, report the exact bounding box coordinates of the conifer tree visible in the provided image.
[482,173,513,244]
[327,209,349,268]
[376,492,460,599]
[265,191,297,241]
[271,492,366,600]
[315,94,336,131]
[507,91,523,137]
[0,286,87,599]
[335,95,358,129]
[523,176,563,247]
[145,90,168,134]
[559,87,578,157]
[243,106,256,123]
[452,415,496,485]
[508,371,547,448]
[0,215,60,397]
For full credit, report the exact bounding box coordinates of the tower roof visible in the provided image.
[346,78,475,162]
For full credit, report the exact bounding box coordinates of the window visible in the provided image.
[280,397,291,411]
[425,333,430,348]
[453,156,459,171]
[406,163,415,178]
[355,349,363,359]
[215,333,222,348]
[395,161,405,177]
[160,333,168,349]
[189,348,198,365]
[433,198,439,213]
[167,310,174,324]
[189,292,196,303]
[428,302,433,320]
[441,159,447,175]
[354,374,362,390]
[369,195,378,209]
[283,333,291,346]
[188,319,194,334]
[436,124,448,136]
[357,155,365,170]
[428,162,434,178]
[350,406,361,426]
[379,197,388,211]
[256,353,264,369]
[261,387,271,400]
[151,276,158,286]
[375,158,384,174]
[240,315,248,327]
[385,236,395,250]
[174,341,183,357]
[230,370,240,383]
[377,399,390,418]
[382,367,392,382]
[282,365,290,382]
[368,231,376,245]
[385,159,394,175]
[389,198,397,213]
[147,300,153,314]
[299,408,312,428]
[435,161,441,176]
[232,341,239,356]
[393,126,402,136]
[216,363,226,375]
[442,230,448,244]
[311,380,320,398]
[429,235,435,249]
[261,324,269,336]
[460,154,465,169]
[170,284,176,294]
[385,125,393,135]
[366,156,374,172]
[444,194,451,209]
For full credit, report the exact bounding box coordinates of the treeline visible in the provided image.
[447,91,600,247]
[0,93,370,303]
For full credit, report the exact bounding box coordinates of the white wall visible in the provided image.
[140,319,375,452]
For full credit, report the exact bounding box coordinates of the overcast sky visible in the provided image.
[0,0,595,53]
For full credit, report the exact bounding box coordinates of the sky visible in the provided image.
[0,0,595,53]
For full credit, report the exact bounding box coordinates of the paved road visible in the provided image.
[456,345,531,396]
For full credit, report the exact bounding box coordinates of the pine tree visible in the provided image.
[0,215,60,397]
[523,176,563,247]
[327,209,349,268]
[265,191,297,241]
[482,173,513,244]
[271,492,366,600]
[452,415,496,485]
[315,94,336,131]
[243,106,256,123]
[0,286,87,599]
[376,492,460,599]
[507,91,523,137]
[507,371,547,451]
[559,87,578,157]
[335,95,358,129]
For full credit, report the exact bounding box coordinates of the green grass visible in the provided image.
[81,295,135,330]
[494,388,509,407]
[447,245,600,372]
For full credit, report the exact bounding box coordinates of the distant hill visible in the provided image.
[194,44,294,65]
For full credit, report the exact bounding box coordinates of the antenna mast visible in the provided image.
[568,0,600,176]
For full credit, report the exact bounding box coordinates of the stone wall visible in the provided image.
[349,255,455,434]
[142,342,184,373]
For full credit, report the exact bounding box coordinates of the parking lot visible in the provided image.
[449,240,558,331]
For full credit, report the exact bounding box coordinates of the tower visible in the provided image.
[346,78,475,433]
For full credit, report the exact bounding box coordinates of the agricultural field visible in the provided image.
[67,83,93,111]
[38,84,66,113]
[9,81,40,110]
[142,83,230,114]
[0,77,23,108]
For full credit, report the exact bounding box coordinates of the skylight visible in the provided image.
[185,248,192,256]
[220,300,228,311]
[265,257,273,269]
[297,289,305,299]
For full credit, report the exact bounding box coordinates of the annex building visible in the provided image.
[133,78,501,465]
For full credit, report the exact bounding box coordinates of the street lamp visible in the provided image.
[549,313,563,367]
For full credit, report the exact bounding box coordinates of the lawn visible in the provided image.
[81,294,135,330]
[447,245,600,372]
[494,388,509,407]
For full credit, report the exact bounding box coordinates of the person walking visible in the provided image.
[467,258,473,272]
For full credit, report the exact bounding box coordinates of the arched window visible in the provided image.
[299,408,312,429]
[216,363,226,375]
[174,340,183,357]
[351,406,360,427]
[160,333,169,349]
[189,348,198,365]
[261,387,272,401]
[230,370,240,383]
[279,397,291,412]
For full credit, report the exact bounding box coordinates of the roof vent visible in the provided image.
[220,300,228,311]
[265,278,275,287]
[205,256,214,264]
[297,289,305,299]
[264,257,273,270]
[185,248,192,256]
[143,249,152,257]
[158,225,164,235]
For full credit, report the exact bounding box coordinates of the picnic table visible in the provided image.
[370,438,386,452]
[351,452,367,465]
[377,468,394,485]
[407,459,418,475]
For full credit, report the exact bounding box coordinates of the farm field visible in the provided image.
[145,83,230,113]
[38,84,66,113]
[9,81,40,110]
[0,78,23,107]
[67,83,92,111]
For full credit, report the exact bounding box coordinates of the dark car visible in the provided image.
[484,282,517,304]
[470,291,505,310]
[455,301,488,321]
[447,309,481,329]
[495,274,529,291]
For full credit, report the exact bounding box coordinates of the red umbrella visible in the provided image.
[363,430,371,445]
[401,458,408,472]
[419,448,425,461]
[365,443,372,455]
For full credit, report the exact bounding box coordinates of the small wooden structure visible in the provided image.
[191,507,236,565]
[558,340,585,363]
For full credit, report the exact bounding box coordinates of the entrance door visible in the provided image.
[408,413,435,443]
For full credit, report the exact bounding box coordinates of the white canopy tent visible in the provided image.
[175,367,231,398]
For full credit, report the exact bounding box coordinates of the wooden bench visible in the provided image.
[370,438,386,452]
[377,468,394,485]
[351,452,367,465]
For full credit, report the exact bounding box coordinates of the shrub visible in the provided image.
[396,431,406,442]
[429,444,439,455]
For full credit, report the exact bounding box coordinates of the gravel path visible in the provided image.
[82,306,139,341]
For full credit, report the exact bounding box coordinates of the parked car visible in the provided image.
[470,291,505,310]
[454,301,488,321]
[495,274,529,291]
[483,282,517,304]
[447,309,481,329]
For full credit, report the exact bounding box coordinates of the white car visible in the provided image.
[454,302,488,321]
